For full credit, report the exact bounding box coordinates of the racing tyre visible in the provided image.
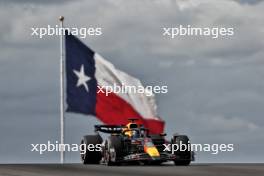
[105,136,122,166]
[172,135,191,166]
[81,134,103,164]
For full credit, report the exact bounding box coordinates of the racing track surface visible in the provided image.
[0,164,263,176]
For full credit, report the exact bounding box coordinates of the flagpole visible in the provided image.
[59,15,65,164]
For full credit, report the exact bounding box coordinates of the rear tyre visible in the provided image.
[81,134,102,164]
[105,136,122,166]
[172,135,191,166]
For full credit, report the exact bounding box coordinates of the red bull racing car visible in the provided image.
[80,119,194,165]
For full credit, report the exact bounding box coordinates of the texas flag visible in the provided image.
[65,33,165,134]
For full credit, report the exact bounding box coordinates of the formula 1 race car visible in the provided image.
[80,119,194,166]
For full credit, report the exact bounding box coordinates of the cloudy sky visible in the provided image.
[0,0,263,163]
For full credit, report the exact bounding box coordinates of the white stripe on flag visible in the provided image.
[94,53,159,120]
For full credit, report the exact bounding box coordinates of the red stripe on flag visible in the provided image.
[95,87,164,134]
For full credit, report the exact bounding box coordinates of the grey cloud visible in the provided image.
[0,0,72,5]
[234,0,264,5]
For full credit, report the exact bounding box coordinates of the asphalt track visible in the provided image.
[0,164,263,176]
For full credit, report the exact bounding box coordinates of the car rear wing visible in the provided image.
[94,125,126,134]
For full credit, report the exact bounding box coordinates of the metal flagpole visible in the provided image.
[59,16,65,164]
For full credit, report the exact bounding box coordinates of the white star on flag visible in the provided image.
[73,64,91,92]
